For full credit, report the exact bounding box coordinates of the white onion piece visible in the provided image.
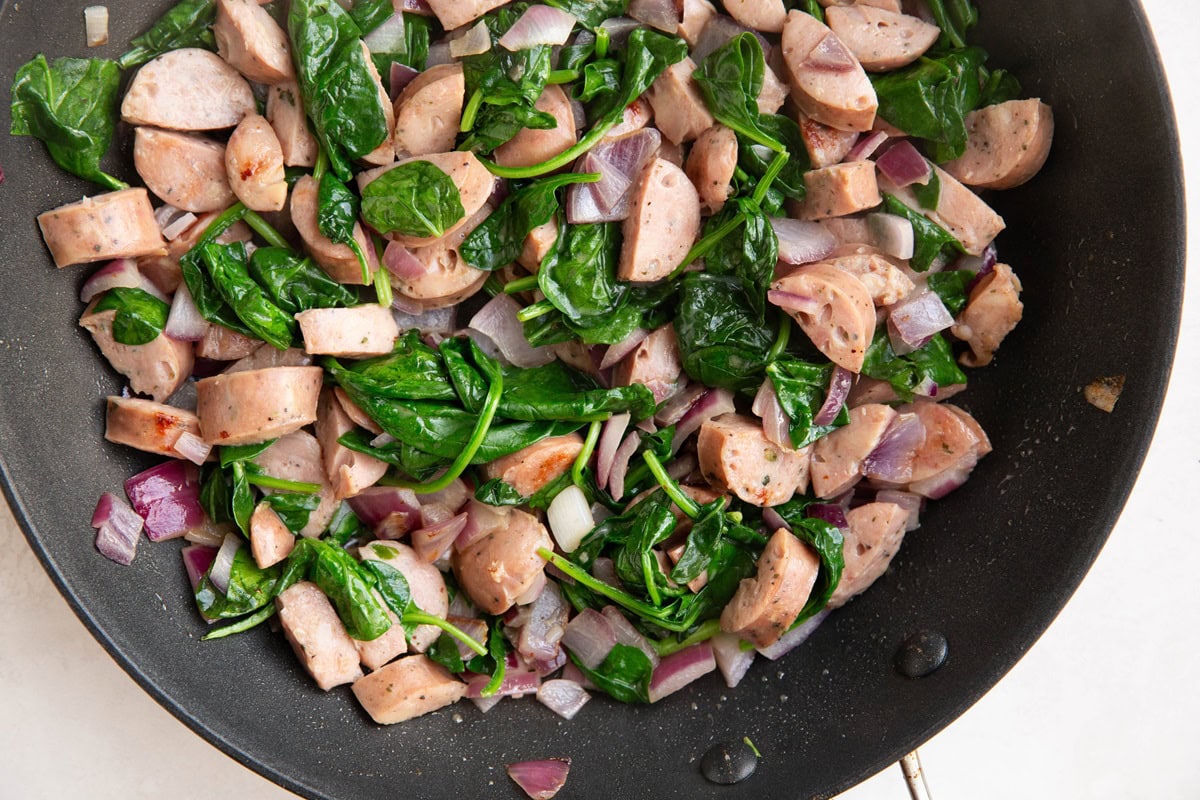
[499,4,577,50]
[953,241,998,274]
[711,633,755,688]
[762,506,790,533]
[845,130,888,162]
[154,203,183,229]
[397,0,432,13]
[546,485,594,553]
[863,412,925,483]
[84,5,109,47]
[607,431,640,500]
[599,328,649,370]
[628,0,679,32]
[647,642,716,703]
[181,544,218,592]
[450,20,491,58]
[161,211,198,241]
[91,492,143,565]
[209,532,242,595]
[468,294,557,368]
[600,606,659,667]
[875,489,923,531]
[670,388,735,452]
[561,608,616,669]
[507,759,571,800]
[757,609,830,660]
[888,290,954,355]
[391,303,456,336]
[772,217,837,265]
[803,33,857,73]
[165,283,210,342]
[813,366,852,427]
[867,212,915,260]
[752,378,793,450]
[595,412,630,490]
[171,431,212,465]
[536,679,591,720]
[80,258,159,303]
[364,12,406,53]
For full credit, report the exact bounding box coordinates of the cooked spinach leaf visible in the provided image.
[317,172,371,284]
[927,269,976,316]
[93,287,169,346]
[764,510,845,626]
[702,199,779,319]
[570,643,653,704]
[766,360,851,449]
[195,545,280,620]
[675,273,775,393]
[247,247,357,314]
[882,194,965,272]
[537,221,625,320]
[324,332,457,401]
[925,0,978,50]
[693,33,779,152]
[360,160,465,239]
[263,493,321,533]
[117,0,217,69]
[198,241,297,350]
[545,0,628,29]
[861,327,967,401]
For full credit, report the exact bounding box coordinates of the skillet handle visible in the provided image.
[899,750,933,800]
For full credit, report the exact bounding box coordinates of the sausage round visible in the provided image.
[104,396,203,458]
[363,151,495,249]
[618,158,701,283]
[645,57,715,145]
[942,99,1055,190]
[214,0,294,84]
[611,325,683,404]
[296,305,400,358]
[359,540,449,653]
[494,84,578,168]
[484,433,585,497]
[121,48,256,131]
[351,655,466,725]
[951,262,1024,366]
[825,5,939,72]
[390,203,492,308]
[697,413,811,507]
[80,304,193,403]
[685,124,738,215]
[724,0,787,33]
[266,82,319,168]
[771,263,877,373]
[196,366,323,446]
[249,502,295,569]
[38,189,167,269]
[291,175,377,285]
[276,581,364,691]
[134,128,234,213]
[314,389,388,500]
[393,63,465,157]
[798,160,882,220]
[720,528,820,647]
[781,10,878,132]
[225,113,288,212]
[810,403,897,497]
[452,509,553,615]
[827,501,908,607]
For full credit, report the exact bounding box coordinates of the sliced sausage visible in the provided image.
[251,429,338,537]
[80,303,192,402]
[896,401,989,497]
[797,113,861,168]
[362,151,495,249]
[720,528,820,647]
[276,581,363,691]
[822,246,914,306]
[314,389,388,500]
[518,218,558,271]
[424,0,508,30]
[827,501,907,607]
[815,215,873,247]
[194,325,259,362]
[140,210,253,294]
[771,263,876,372]
[225,113,288,212]
[725,0,787,33]
[678,0,717,46]
[781,10,877,132]
[618,158,701,283]
[121,48,255,131]
[351,591,409,671]
[819,0,902,10]
[645,57,715,145]
[810,403,897,497]
[453,509,553,615]
[196,366,323,446]
[484,434,585,497]
[798,160,882,220]
[291,174,377,285]
[603,97,654,141]
[879,165,1005,255]
[249,501,295,568]
[942,99,1055,190]
[358,42,397,167]
[133,128,234,213]
[213,0,294,84]
[334,386,383,434]
[392,63,465,157]
[686,124,738,215]
[224,345,311,374]
[38,189,166,268]
[266,82,319,168]
[494,84,577,169]
[352,655,466,725]
[825,5,939,72]
[359,540,449,653]
[612,325,683,404]
[296,305,400,358]
[697,413,811,507]
[758,64,789,115]
[390,203,491,309]
[951,263,1023,367]
[104,396,202,458]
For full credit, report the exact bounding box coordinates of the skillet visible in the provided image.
[0,1,1184,797]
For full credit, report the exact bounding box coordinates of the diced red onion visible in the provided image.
[469,294,557,368]
[711,633,755,688]
[655,383,706,427]
[771,217,837,266]
[595,412,630,490]
[876,140,932,187]
[648,642,716,703]
[165,283,210,342]
[560,660,595,690]
[670,388,735,452]
[561,608,617,670]
[536,679,590,720]
[419,502,452,528]
[607,431,640,500]
[396,0,432,14]
[546,485,594,554]
[347,486,421,532]
[591,557,620,588]
[456,499,509,552]
[598,16,642,48]
[693,15,768,63]
[599,328,649,371]
[507,758,571,800]
[465,666,541,698]
[752,379,792,450]
[154,203,182,230]
[813,366,852,427]
[666,453,697,481]
[768,289,821,315]
[875,489,923,531]
[600,606,659,667]
[208,532,241,594]
[867,212,915,260]
[391,304,456,337]
[628,0,680,32]
[499,4,577,50]
[80,258,168,303]
[845,130,889,162]
[411,511,468,563]
[183,523,225,547]
[863,412,925,483]
[566,129,661,224]
[450,20,491,58]
[124,460,205,542]
[425,41,451,67]
[161,211,198,241]
[170,431,212,465]
[954,241,998,275]
[907,452,978,499]
[519,581,568,671]
[91,492,143,565]
[514,571,548,607]
[762,506,789,532]
[471,693,504,713]
[181,544,218,592]
[888,290,954,355]
[803,33,857,73]
[757,609,830,660]
[364,12,406,53]
[419,477,470,513]
[448,615,489,659]
[806,503,849,530]
[85,6,110,47]
[369,431,396,448]
[382,241,426,280]
[389,63,420,101]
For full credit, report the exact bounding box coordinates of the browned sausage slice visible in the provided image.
[314,389,388,500]
[942,99,1054,190]
[797,113,860,168]
[452,509,553,614]
[104,396,202,458]
[291,175,377,285]
[121,49,255,131]
[194,324,261,361]
[196,366,323,446]
[725,0,787,32]
[359,540,449,652]
[825,5,939,72]
[720,528,820,647]
[225,113,288,212]
[902,401,988,486]
[494,84,577,168]
[771,263,876,372]
[296,305,400,358]
[827,501,907,607]
[214,0,294,84]
[798,160,881,220]
[697,413,811,507]
[810,403,897,497]
[612,325,683,404]
[645,57,715,145]
[38,189,167,268]
[80,303,193,402]
[678,0,717,45]
[822,246,915,306]
[879,165,1005,255]
[249,502,295,568]
[266,82,319,168]
[392,63,464,157]
[134,128,234,213]
[276,581,364,690]
[352,655,466,724]
[781,10,878,132]
[484,434,585,497]
[951,263,1023,366]
[424,0,508,30]
[618,158,701,283]
[686,125,738,215]
[518,218,558,271]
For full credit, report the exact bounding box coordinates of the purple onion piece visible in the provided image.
[536,679,591,720]
[465,668,541,699]
[628,0,680,32]
[768,288,821,315]
[519,582,569,671]
[561,608,617,670]
[165,283,209,342]
[757,609,830,661]
[875,489,924,531]
[363,12,406,54]
[771,217,837,266]
[171,431,212,465]
[693,15,769,63]
[124,460,205,542]
[607,431,641,500]
[181,544,218,591]
[876,140,932,187]
[655,382,707,427]
[389,63,420,101]
[887,290,954,355]
[863,413,925,483]
[803,33,857,72]
[411,512,468,563]
[670,388,735,452]
[595,412,631,490]
[469,294,557,368]
[806,503,849,531]
[813,366,852,427]
[600,606,660,667]
[845,129,889,162]
[752,379,793,450]
[599,328,649,370]
[507,758,572,800]
[91,492,144,565]
[761,506,790,532]
[347,486,421,532]
[499,4,577,50]
[647,642,716,703]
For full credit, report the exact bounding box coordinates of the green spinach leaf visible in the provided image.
[117,0,217,69]
[263,493,321,533]
[307,539,392,640]
[545,0,628,29]
[570,643,653,704]
[537,221,626,321]
[693,33,778,152]
[703,199,779,319]
[247,247,357,314]
[927,269,976,316]
[195,544,280,620]
[861,327,967,401]
[360,160,465,239]
[675,273,774,393]
[324,332,457,401]
[199,241,297,350]
[766,360,851,449]
[882,194,965,272]
[317,172,371,284]
[925,0,978,50]
[93,287,169,346]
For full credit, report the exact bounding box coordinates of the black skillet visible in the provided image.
[0,1,1183,797]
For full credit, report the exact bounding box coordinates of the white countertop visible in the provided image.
[2,1,1196,798]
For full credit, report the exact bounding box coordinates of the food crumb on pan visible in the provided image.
[1084,375,1126,413]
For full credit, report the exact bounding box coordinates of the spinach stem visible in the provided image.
[371,234,393,307]
[246,474,322,493]
[752,150,790,206]
[349,238,372,286]
[547,69,579,84]
[642,551,662,606]
[767,314,791,362]
[202,605,277,641]
[642,451,700,519]
[537,548,694,632]
[188,202,247,255]
[313,148,329,184]
[481,117,619,179]
[595,26,610,59]
[408,611,487,656]
[572,420,602,487]
[460,88,484,133]
[504,275,539,295]
[651,618,721,657]
[482,274,505,298]
[242,209,290,249]
[669,212,747,281]
[517,300,556,322]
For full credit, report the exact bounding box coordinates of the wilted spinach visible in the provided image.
[247,247,357,314]
[702,199,779,319]
[570,643,654,704]
[766,360,851,449]
[198,241,297,350]
[317,172,371,284]
[925,0,978,50]
[861,328,967,401]
[92,288,169,346]
[882,194,965,272]
[675,273,775,393]
[927,269,976,316]
[545,0,628,29]
[117,0,217,69]
[693,33,780,153]
[360,160,465,239]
